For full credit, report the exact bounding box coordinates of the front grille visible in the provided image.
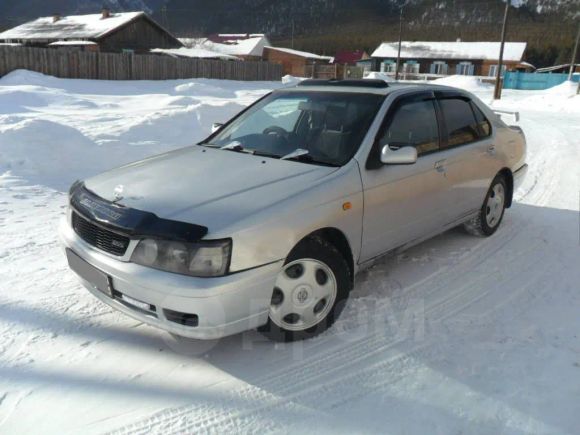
[72,212,130,256]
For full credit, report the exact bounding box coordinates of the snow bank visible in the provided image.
[281,75,306,85]
[1,70,580,434]
[364,71,395,82]
[432,75,493,91]
[495,80,580,114]
[0,70,280,190]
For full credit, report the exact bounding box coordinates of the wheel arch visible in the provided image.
[498,168,514,208]
[292,227,355,284]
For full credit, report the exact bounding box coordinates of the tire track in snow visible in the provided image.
[112,220,538,434]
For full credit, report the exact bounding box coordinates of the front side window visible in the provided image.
[206,91,385,166]
[378,99,439,156]
[439,98,480,147]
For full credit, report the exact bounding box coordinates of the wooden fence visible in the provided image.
[304,64,364,80]
[0,46,283,81]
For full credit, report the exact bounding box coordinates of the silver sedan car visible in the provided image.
[60,79,527,342]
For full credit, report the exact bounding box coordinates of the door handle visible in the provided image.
[434,159,446,173]
[487,145,496,155]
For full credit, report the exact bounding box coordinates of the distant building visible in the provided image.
[262,46,333,76]
[0,9,182,53]
[333,50,369,66]
[180,34,271,61]
[371,41,528,76]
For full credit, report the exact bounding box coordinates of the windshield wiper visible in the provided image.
[280,148,338,167]
[218,142,280,159]
[280,148,310,160]
[219,141,255,154]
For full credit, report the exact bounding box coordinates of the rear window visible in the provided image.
[439,98,480,148]
[471,102,492,137]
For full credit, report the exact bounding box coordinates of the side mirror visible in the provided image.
[211,122,223,133]
[380,145,417,165]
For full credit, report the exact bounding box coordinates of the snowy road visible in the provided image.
[0,72,579,434]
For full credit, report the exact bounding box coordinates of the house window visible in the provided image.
[488,64,507,77]
[403,61,419,74]
[381,60,396,73]
[456,62,474,75]
[430,61,448,75]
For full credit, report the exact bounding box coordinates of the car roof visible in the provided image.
[280,79,467,96]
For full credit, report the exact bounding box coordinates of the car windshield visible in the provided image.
[203,91,385,166]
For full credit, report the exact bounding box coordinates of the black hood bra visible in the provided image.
[69,182,208,242]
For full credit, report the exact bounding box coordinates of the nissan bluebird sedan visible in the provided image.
[60,79,527,341]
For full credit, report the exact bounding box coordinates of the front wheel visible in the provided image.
[464,175,507,237]
[259,237,351,342]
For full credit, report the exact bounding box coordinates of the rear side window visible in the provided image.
[439,98,480,148]
[379,99,439,156]
[471,102,492,137]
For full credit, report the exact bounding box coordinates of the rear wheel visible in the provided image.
[259,237,351,342]
[464,175,507,237]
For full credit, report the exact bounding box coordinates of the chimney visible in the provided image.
[52,13,61,23]
[101,7,111,19]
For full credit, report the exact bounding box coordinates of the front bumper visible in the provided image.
[60,218,282,339]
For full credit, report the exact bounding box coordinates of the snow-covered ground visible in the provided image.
[0,71,579,434]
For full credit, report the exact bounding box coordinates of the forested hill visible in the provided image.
[0,0,577,67]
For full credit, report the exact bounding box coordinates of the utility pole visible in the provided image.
[291,17,295,49]
[569,22,580,80]
[395,2,405,81]
[494,0,511,100]
[161,5,168,30]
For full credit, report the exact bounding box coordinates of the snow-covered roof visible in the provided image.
[372,41,527,62]
[212,33,267,40]
[203,36,270,57]
[151,47,238,60]
[0,12,144,41]
[178,35,270,57]
[48,40,98,46]
[265,46,333,61]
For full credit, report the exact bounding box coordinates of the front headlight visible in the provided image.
[131,238,232,277]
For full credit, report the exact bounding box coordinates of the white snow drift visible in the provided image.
[0,71,579,434]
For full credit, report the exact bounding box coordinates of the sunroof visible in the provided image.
[297,79,389,88]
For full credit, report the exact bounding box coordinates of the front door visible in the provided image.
[359,92,450,263]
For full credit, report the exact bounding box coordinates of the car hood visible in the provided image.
[84,146,338,233]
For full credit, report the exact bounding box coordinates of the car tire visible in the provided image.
[464,174,507,237]
[259,236,352,342]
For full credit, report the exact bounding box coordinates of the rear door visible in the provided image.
[434,92,498,223]
[359,91,451,263]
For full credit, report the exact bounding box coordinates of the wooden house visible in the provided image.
[262,46,333,76]
[0,9,182,53]
[371,41,528,77]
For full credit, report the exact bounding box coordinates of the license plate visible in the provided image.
[66,249,113,298]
